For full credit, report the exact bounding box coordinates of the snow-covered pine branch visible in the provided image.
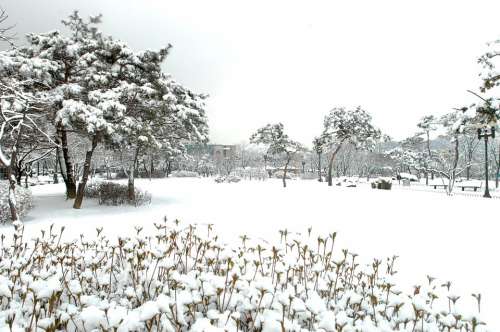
[478,38,500,92]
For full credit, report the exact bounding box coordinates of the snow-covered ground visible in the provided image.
[2,177,499,330]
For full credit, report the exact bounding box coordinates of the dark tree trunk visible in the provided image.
[15,167,23,185]
[317,152,322,182]
[53,152,59,184]
[58,124,77,199]
[128,167,135,202]
[447,135,460,195]
[128,147,140,202]
[7,151,19,222]
[496,143,500,189]
[73,136,98,209]
[150,153,154,179]
[282,154,290,188]
[166,159,171,177]
[327,144,343,186]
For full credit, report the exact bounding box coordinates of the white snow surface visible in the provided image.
[1,177,499,330]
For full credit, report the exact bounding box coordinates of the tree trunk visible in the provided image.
[426,131,431,185]
[7,151,19,222]
[24,168,29,189]
[149,153,154,180]
[166,159,171,177]
[53,153,59,184]
[327,144,343,186]
[317,152,322,182]
[447,136,460,195]
[282,154,290,188]
[128,165,135,202]
[5,116,26,222]
[58,124,77,199]
[73,136,98,209]
[15,167,23,185]
[496,143,500,189]
[128,147,140,202]
[466,149,473,180]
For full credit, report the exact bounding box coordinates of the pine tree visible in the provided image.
[250,123,303,188]
[321,107,380,186]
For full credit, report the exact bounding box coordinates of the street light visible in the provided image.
[477,126,495,198]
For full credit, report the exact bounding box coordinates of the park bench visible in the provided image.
[431,184,448,190]
[457,182,482,192]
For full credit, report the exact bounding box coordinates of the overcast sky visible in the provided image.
[2,0,499,146]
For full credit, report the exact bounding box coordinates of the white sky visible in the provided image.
[2,0,500,146]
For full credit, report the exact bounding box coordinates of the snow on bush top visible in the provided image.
[0,220,487,331]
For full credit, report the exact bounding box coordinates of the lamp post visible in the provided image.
[477,126,495,198]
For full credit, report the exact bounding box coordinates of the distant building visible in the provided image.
[210,144,238,161]
[186,144,239,160]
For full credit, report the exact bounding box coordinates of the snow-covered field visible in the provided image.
[1,177,499,330]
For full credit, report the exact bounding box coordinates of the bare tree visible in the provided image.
[461,129,480,180]
[0,8,15,48]
[429,108,472,195]
[0,82,54,222]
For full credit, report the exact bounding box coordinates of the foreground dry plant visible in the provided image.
[0,220,486,331]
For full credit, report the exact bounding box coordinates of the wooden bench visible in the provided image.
[431,184,448,190]
[457,183,482,192]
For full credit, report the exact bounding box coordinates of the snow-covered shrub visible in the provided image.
[0,221,487,331]
[371,177,392,190]
[84,181,151,206]
[272,170,296,180]
[231,167,268,180]
[170,170,200,178]
[215,175,241,183]
[0,181,32,223]
[334,177,358,187]
[398,172,418,182]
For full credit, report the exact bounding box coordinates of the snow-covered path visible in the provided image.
[2,178,499,329]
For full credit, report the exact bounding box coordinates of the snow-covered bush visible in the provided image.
[371,177,392,190]
[84,181,151,206]
[215,175,241,183]
[334,177,358,187]
[272,170,296,180]
[0,181,32,223]
[170,170,200,178]
[231,167,267,181]
[398,172,418,182]
[0,221,487,331]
